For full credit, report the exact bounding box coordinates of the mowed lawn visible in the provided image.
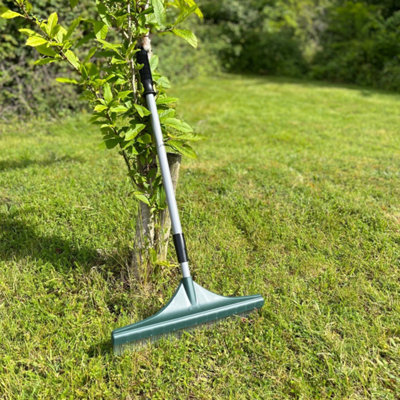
[0,75,399,399]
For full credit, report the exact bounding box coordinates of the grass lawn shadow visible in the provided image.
[0,210,101,272]
[87,338,113,357]
[0,155,83,172]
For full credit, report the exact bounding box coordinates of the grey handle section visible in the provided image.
[137,49,191,279]
[145,94,191,278]
[145,94,182,236]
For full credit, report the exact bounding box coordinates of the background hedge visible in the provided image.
[1,0,399,117]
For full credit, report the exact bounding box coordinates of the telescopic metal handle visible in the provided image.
[136,48,191,279]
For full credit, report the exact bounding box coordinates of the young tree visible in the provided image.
[0,0,202,282]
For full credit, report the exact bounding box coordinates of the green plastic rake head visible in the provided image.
[111,49,264,354]
[112,277,264,354]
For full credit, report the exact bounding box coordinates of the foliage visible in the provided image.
[312,1,400,90]
[2,0,400,117]
[1,0,202,215]
[198,0,400,90]
[228,28,306,76]
[0,0,92,117]
[197,0,324,77]
[1,75,400,397]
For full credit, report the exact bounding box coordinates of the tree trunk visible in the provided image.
[130,153,181,282]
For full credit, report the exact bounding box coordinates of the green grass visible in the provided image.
[1,75,400,399]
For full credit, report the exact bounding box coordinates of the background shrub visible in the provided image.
[311,1,400,88]
[0,0,92,117]
[1,0,400,118]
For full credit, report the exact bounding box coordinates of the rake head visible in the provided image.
[112,277,264,355]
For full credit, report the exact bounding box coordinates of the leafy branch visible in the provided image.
[1,0,203,210]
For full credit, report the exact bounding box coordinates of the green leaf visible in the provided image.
[104,138,120,149]
[34,58,56,66]
[23,2,33,13]
[126,43,138,57]
[163,118,193,133]
[114,77,128,86]
[47,12,58,36]
[70,0,79,9]
[159,108,175,121]
[90,114,108,124]
[138,134,152,144]
[96,39,122,53]
[156,96,178,105]
[115,14,127,28]
[100,123,113,131]
[65,17,81,40]
[151,0,166,26]
[149,55,159,71]
[93,21,108,40]
[19,28,36,36]
[182,0,203,18]
[94,104,107,112]
[26,35,48,47]
[36,44,57,57]
[96,2,112,27]
[121,141,138,153]
[133,192,150,205]
[125,124,146,140]
[156,184,166,208]
[155,76,171,89]
[173,5,197,26]
[111,56,126,65]
[54,25,67,42]
[134,104,151,118]
[172,29,198,48]
[167,140,197,158]
[0,10,22,19]
[117,90,132,100]
[168,132,205,141]
[84,47,97,63]
[103,82,112,104]
[110,105,128,114]
[64,50,80,70]
[56,77,78,84]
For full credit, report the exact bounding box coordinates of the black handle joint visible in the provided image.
[136,48,156,96]
[173,233,189,263]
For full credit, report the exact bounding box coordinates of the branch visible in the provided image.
[126,0,138,103]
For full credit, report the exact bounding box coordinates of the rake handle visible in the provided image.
[136,48,156,96]
[136,48,191,280]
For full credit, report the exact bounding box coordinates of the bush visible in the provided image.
[311,2,400,90]
[198,0,307,76]
[2,0,400,119]
[0,0,91,118]
[228,29,306,76]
